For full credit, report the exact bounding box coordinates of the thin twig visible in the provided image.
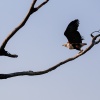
[91,29,100,37]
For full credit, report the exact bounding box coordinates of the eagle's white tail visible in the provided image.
[80,43,87,47]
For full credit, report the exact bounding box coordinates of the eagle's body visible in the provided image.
[63,19,87,51]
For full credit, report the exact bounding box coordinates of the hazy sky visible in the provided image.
[0,0,100,100]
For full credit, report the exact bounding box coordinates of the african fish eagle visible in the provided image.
[62,19,87,52]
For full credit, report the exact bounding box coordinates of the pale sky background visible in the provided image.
[0,0,100,100]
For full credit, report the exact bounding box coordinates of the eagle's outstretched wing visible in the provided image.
[64,19,83,43]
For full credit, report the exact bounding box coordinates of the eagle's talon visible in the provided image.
[78,50,83,54]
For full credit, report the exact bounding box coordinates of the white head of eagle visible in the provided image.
[62,19,87,51]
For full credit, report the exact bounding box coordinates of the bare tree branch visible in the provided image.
[0,31,100,79]
[36,0,49,10]
[0,1,100,79]
[0,0,49,58]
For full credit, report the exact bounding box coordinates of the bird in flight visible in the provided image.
[62,19,87,52]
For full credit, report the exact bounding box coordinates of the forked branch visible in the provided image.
[0,31,100,79]
[0,0,49,58]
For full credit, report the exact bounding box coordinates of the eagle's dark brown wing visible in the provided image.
[64,19,83,43]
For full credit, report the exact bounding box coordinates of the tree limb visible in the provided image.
[0,31,100,79]
[0,0,49,58]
